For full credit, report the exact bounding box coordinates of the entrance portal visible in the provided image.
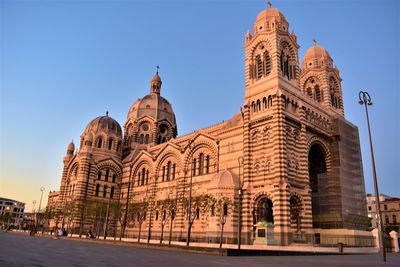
[308,143,327,228]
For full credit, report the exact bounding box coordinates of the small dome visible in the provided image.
[209,170,239,190]
[81,114,122,140]
[151,73,161,83]
[302,44,333,69]
[256,7,287,23]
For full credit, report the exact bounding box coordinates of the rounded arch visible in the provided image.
[154,150,182,175]
[182,139,218,173]
[95,161,122,178]
[250,39,274,59]
[279,39,297,61]
[306,136,331,172]
[253,193,274,224]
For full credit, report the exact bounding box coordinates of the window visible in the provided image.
[268,96,272,108]
[103,185,107,198]
[98,171,102,180]
[368,206,371,211]
[141,168,145,186]
[392,215,397,224]
[384,204,388,211]
[144,134,149,144]
[172,164,176,180]
[146,170,149,185]
[97,138,103,148]
[155,210,159,220]
[205,156,210,174]
[112,174,116,183]
[108,138,113,150]
[167,161,171,181]
[110,186,114,199]
[211,204,215,216]
[116,142,121,152]
[192,158,197,176]
[256,55,262,79]
[315,86,322,102]
[95,184,100,197]
[105,169,109,182]
[162,166,166,182]
[199,153,204,175]
[196,208,200,219]
[385,215,389,224]
[137,172,141,186]
[264,52,271,76]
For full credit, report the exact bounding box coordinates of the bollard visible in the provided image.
[338,242,344,253]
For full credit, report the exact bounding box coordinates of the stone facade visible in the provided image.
[50,3,370,245]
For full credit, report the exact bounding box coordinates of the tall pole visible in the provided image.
[121,164,133,240]
[186,168,193,246]
[103,186,112,239]
[358,91,386,262]
[36,187,45,228]
[237,156,244,250]
[32,200,36,228]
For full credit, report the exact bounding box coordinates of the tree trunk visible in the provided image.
[160,222,165,244]
[138,222,142,243]
[168,218,173,246]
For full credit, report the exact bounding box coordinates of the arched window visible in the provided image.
[315,86,322,102]
[155,210,159,220]
[257,99,261,112]
[97,138,103,148]
[205,156,210,174]
[103,185,107,198]
[137,172,141,186]
[98,171,102,180]
[172,163,176,180]
[256,55,263,79]
[199,153,204,175]
[385,215,389,224]
[162,166,166,182]
[252,102,256,112]
[141,168,145,186]
[95,184,100,197]
[139,134,144,144]
[196,207,200,219]
[264,51,271,76]
[112,174,116,183]
[393,215,397,224]
[108,138,113,150]
[307,87,313,99]
[211,204,215,216]
[262,97,267,109]
[192,158,197,176]
[110,186,114,199]
[146,170,149,185]
[116,142,121,152]
[167,161,171,181]
[144,134,149,144]
[105,169,109,182]
[268,96,273,108]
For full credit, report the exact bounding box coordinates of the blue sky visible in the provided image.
[1,0,399,211]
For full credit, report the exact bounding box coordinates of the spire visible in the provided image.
[267,0,272,8]
[313,38,317,46]
[106,111,109,116]
[156,65,160,75]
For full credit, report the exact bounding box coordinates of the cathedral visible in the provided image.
[51,2,371,246]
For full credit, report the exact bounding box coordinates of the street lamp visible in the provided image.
[120,163,134,240]
[358,91,386,262]
[36,187,45,228]
[32,200,36,227]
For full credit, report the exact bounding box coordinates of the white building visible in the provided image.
[0,197,25,227]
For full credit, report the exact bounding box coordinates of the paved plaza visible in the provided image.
[0,232,399,267]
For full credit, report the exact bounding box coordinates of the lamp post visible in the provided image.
[237,156,244,250]
[36,187,45,228]
[186,140,196,247]
[32,200,37,227]
[358,91,386,262]
[121,163,134,240]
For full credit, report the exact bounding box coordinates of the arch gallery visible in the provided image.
[52,3,371,246]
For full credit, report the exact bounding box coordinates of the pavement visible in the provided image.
[0,231,399,267]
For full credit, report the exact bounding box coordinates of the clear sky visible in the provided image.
[1,0,399,212]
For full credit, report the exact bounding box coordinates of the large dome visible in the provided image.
[253,4,289,34]
[82,113,122,140]
[127,94,176,125]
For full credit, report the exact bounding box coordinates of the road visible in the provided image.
[0,232,399,267]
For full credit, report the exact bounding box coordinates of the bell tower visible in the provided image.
[300,41,344,116]
[244,1,300,105]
